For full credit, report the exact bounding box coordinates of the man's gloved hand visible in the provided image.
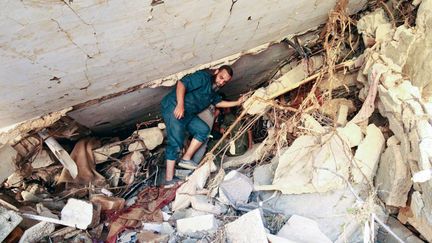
[173,104,185,119]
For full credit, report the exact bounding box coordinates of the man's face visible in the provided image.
[214,69,232,88]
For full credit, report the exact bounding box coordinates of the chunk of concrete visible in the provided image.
[375,144,412,207]
[336,122,363,148]
[136,127,164,150]
[379,217,423,243]
[190,195,225,215]
[335,104,349,127]
[253,163,274,186]
[0,206,22,242]
[225,209,267,243]
[0,144,18,183]
[31,149,55,169]
[176,214,218,235]
[277,215,332,243]
[19,221,55,243]
[320,98,355,120]
[61,198,93,230]
[219,170,253,205]
[93,143,121,164]
[352,124,385,184]
[398,192,432,241]
[300,114,326,134]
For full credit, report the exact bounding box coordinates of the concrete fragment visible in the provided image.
[31,149,55,169]
[0,144,18,183]
[277,215,332,243]
[336,122,363,148]
[225,209,267,243]
[352,124,385,184]
[176,214,218,235]
[19,222,55,243]
[256,132,351,194]
[300,113,326,134]
[379,217,423,243]
[61,198,93,230]
[93,143,121,164]
[375,144,412,207]
[219,170,253,205]
[5,172,23,188]
[253,163,274,186]
[136,127,164,150]
[335,104,349,127]
[190,195,225,215]
[320,98,355,120]
[267,234,294,243]
[137,231,169,243]
[161,222,175,235]
[143,222,162,232]
[127,140,146,152]
[398,191,432,241]
[0,206,22,242]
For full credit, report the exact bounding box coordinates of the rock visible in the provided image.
[0,206,22,242]
[336,122,363,148]
[277,215,332,243]
[93,143,121,164]
[243,88,270,115]
[176,214,218,235]
[31,149,55,169]
[253,163,274,187]
[61,198,93,230]
[128,141,146,152]
[136,127,164,150]
[352,124,385,184]
[219,171,253,205]
[267,234,293,243]
[375,144,412,207]
[225,209,267,243]
[19,222,55,243]
[256,132,351,194]
[378,217,423,243]
[161,222,175,235]
[137,231,169,243]
[398,191,432,241]
[335,104,349,127]
[357,9,391,40]
[300,114,326,134]
[190,195,225,215]
[0,144,18,183]
[143,222,162,232]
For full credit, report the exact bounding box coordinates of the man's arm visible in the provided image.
[174,81,186,119]
[215,96,247,108]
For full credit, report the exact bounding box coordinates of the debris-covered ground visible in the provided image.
[1,0,432,242]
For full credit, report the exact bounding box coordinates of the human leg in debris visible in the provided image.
[191,106,216,165]
[179,115,210,169]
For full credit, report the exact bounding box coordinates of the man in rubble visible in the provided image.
[160,65,245,184]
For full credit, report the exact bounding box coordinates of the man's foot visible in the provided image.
[161,176,182,187]
[178,159,198,170]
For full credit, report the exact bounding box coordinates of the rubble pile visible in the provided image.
[1,0,431,242]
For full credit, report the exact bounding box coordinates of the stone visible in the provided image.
[160,222,175,235]
[225,209,267,243]
[93,143,121,164]
[398,192,432,241]
[357,9,389,38]
[352,124,385,184]
[5,172,23,188]
[335,104,349,127]
[378,217,423,243]
[19,222,55,243]
[0,206,22,242]
[300,113,326,134]
[277,215,332,243]
[190,195,225,215]
[243,88,270,115]
[136,127,164,150]
[267,234,293,243]
[320,98,355,120]
[219,170,253,205]
[336,122,363,148]
[256,132,351,194]
[176,214,218,235]
[375,144,412,207]
[128,141,146,152]
[137,231,169,243]
[31,149,55,169]
[61,198,93,230]
[253,163,274,187]
[0,144,18,183]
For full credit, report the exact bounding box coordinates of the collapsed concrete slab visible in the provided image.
[225,209,267,243]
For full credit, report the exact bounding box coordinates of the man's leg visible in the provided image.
[192,107,215,163]
[162,106,186,181]
[182,116,210,161]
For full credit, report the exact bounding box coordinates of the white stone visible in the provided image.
[336,122,363,148]
[335,104,349,127]
[127,141,145,152]
[357,9,390,38]
[0,206,22,242]
[219,170,253,205]
[277,215,332,243]
[381,217,423,243]
[19,222,55,243]
[267,234,294,243]
[136,127,164,150]
[352,124,385,184]
[225,209,267,243]
[31,149,55,169]
[253,163,274,186]
[0,144,17,183]
[161,222,175,235]
[93,143,121,164]
[143,223,162,232]
[375,144,412,207]
[61,198,93,230]
[176,214,218,235]
[301,114,326,134]
[190,195,225,215]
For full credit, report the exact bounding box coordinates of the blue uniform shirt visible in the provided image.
[161,70,222,114]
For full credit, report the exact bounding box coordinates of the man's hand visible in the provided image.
[236,95,247,106]
[173,104,185,119]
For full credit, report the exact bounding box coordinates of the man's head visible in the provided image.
[214,65,233,87]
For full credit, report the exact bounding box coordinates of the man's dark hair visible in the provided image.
[219,65,233,77]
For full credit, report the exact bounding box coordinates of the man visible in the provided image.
[160,65,245,184]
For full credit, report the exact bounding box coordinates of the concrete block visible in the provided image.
[353,124,385,184]
[277,215,332,243]
[336,104,349,127]
[61,198,93,230]
[93,143,121,164]
[225,209,267,243]
[136,127,164,150]
[0,144,18,183]
[375,144,412,207]
[190,195,225,215]
[336,122,363,148]
[0,206,22,242]
[176,214,218,235]
[219,170,253,205]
